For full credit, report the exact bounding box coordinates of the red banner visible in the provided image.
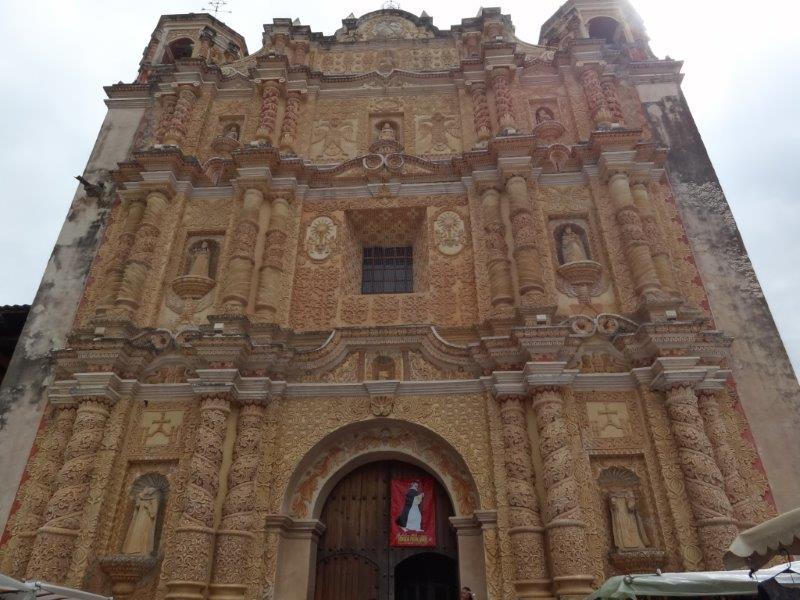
[390,476,436,547]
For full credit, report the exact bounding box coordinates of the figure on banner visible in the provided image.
[395,480,424,532]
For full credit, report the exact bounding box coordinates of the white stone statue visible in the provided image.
[188,241,211,278]
[122,486,160,555]
[561,226,588,263]
[379,121,397,142]
[608,489,650,550]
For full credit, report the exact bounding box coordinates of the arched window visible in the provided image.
[587,17,623,46]
[163,38,194,63]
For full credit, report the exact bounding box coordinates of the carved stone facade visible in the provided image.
[0,3,791,600]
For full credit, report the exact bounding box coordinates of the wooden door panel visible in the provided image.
[315,461,457,600]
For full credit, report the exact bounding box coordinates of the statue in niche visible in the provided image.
[379,121,398,142]
[122,486,161,555]
[223,123,240,141]
[188,241,212,278]
[608,489,650,550]
[535,107,555,124]
[372,355,396,380]
[560,226,589,263]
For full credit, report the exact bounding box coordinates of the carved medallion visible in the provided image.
[433,211,466,256]
[305,216,338,260]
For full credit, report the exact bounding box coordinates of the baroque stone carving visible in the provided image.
[433,211,466,256]
[304,216,337,261]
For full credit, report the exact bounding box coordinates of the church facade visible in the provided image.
[1,2,799,600]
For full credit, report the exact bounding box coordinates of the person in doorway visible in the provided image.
[395,480,424,531]
[460,587,475,600]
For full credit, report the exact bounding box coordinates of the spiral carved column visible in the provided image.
[26,398,113,583]
[491,68,517,131]
[607,172,662,300]
[697,390,756,527]
[579,67,613,128]
[254,82,280,144]
[155,93,177,143]
[468,81,492,142]
[497,396,550,600]
[506,176,545,302]
[600,77,624,125]
[115,190,170,315]
[279,91,301,151]
[166,394,231,600]
[480,188,515,317]
[209,402,268,600]
[255,198,290,319]
[3,405,76,577]
[530,388,593,599]
[98,198,146,313]
[664,385,738,569]
[631,182,679,295]
[163,85,198,147]
[221,189,266,313]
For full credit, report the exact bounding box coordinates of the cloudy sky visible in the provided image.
[0,0,798,371]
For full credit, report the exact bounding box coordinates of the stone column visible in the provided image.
[26,397,113,583]
[209,401,268,600]
[279,91,302,152]
[664,385,738,569]
[450,516,489,597]
[2,405,76,577]
[98,197,146,313]
[221,189,266,313]
[163,85,199,147]
[491,68,517,132]
[166,394,231,600]
[579,67,613,128]
[254,82,280,144]
[468,81,492,142]
[697,390,756,528]
[497,395,550,600]
[480,188,514,316]
[255,198,290,319]
[115,190,170,315]
[631,182,679,295]
[600,77,624,125]
[156,93,178,143]
[607,172,662,299]
[530,388,593,599]
[506,176,545,302]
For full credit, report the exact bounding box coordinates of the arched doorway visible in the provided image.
[314,461,457,600]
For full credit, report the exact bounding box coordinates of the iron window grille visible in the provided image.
[361,246,413,294]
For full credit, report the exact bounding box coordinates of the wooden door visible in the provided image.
[314,461,457,600]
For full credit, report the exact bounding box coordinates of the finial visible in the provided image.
[292,18,301,25]
[201,0,231,17]
[382,0,400,9]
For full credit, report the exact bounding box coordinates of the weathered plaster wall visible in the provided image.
[637,81,800,511]
[0,104,146,530]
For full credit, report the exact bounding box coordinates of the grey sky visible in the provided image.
[1,0,798,373]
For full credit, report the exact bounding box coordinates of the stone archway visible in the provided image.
[271,419,491,600]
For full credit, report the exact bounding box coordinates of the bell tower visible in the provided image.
[539,0,654,61]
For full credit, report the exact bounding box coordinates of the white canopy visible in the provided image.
[587,563,800,600]
[724,507,800,570]
[0,573,111,600]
